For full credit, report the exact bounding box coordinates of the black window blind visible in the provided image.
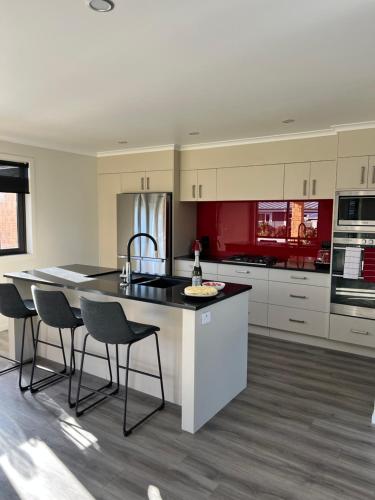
[0,159,29,194]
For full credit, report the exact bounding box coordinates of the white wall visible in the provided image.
[0,140,98,330]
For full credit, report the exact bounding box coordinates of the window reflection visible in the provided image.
[257,201,319,247]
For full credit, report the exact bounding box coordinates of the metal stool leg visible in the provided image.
[123,343,132,436]
[123,334,165,437]
[29,321,66,393]
[68,327,76,408]
[75,335,117,417]
[155,333,165,408]
[18,316,35,391]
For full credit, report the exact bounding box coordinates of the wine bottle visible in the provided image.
[192,240,202,286]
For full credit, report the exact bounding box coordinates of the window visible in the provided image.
[0,160,29,256]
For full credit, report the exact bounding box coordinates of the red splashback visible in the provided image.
[196,199,333,260]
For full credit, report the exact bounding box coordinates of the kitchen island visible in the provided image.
[4,265,251,433]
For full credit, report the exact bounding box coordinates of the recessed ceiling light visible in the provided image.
[282,118,295,124]
[188,131,200,136]
[88,0,115,12]
[118,140,128,144]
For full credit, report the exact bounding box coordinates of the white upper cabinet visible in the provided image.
[284,163,310,199]
[217,164,284,200]
[180,170,198,201]
[309,160,336,199]
[284,161,336,199]
[336,156,369,190]
[197,169,216,201]
[145,170,173,192]
[180,169,217,201]
[121,170,173,193]
[121,171,145,193]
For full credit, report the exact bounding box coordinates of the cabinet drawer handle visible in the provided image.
[192,185,196,198]
[350,329,369,336]
[290,275,307,280]
[289,318,306,324]
[141,177,145,190]
[199,184,202,198]
[146,177,150,190]
[312,179,316,196]
[361,166,366,184]
[372,166,375,185]
[236,270,250,274]
[303,179,307,196]
[290,294,307,299]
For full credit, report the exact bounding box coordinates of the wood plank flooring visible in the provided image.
[0,335,375,500]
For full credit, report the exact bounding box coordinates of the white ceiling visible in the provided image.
[1,0,375,155]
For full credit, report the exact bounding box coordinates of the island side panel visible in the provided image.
[182,291,249,433]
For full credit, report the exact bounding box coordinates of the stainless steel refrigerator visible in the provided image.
[117,192,172,276]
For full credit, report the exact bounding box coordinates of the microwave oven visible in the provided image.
[335,191,375,232]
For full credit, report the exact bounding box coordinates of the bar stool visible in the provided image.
[30,286,82,405]
[30,285,114,407]
[77,297,165,437]
[0,283,37,390]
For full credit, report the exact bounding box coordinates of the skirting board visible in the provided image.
[266,328,375,359]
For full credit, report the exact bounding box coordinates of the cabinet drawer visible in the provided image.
[218,264,269,280]
[269,269,330,287]
[175,260,218,275]
[217,274,268,303]
[249,302,268,327]
[268,305,329,338]
[268,281,330,312]
[329,314,375,348]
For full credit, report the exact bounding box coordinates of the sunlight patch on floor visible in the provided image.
[36,392,100,451]
[0,438,95,500]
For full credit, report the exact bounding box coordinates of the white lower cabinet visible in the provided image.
[248,302,268,328]
[269,305,329,338]
[174,259,334,340]
[329,314,375,348]
[268,281,330,312]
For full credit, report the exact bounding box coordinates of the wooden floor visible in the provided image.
[0,335,375,500]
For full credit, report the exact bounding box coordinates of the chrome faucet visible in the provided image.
[120,232,158,286]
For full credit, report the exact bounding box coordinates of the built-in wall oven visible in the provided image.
[331,232,375,319]
[335,190,375,232]
[331,191,375,319]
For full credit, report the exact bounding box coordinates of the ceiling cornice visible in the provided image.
[331,120,375,132]
[96,144,177,157]
[179,128,336,152]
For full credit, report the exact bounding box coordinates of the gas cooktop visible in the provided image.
[221,255,278,267]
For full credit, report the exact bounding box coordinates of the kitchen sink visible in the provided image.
[138,277,181,289]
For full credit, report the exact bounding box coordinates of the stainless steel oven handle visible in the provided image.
[350,329,369,336]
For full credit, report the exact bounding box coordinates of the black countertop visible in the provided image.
[175,255,330,274]
[4,264,251,311]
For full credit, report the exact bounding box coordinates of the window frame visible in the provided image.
[0,191,27,256]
